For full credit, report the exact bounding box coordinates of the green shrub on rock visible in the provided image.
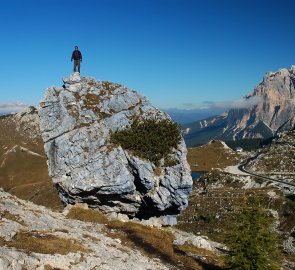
[110,118,181,166]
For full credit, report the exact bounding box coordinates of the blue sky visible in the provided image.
[1,0,295,112]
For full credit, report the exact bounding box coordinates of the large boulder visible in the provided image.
[39,73,192,218]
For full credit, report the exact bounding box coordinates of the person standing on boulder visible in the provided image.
[71,46,82,73]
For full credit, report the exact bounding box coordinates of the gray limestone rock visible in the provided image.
[0,189,170,270]
[39,74,192,219]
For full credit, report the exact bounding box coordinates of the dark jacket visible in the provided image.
[71,50,82,61]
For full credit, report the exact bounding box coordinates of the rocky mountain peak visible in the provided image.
[242,65,295,135]
[183,65,295,145]
[39,73,192,220]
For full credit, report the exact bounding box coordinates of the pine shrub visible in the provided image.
[110,118,181,166]
[225,200,280,270]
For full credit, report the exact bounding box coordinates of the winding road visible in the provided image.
[238,154,295,188]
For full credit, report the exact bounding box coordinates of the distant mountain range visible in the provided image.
[183,66,295,146]
[164,108,224,124]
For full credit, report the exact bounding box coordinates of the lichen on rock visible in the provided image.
[39,73,192,219]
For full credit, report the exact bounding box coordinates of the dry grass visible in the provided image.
[44,265,54,270]
[0,236,5,246]
[154,166,162,176]
[66,207,108,224]
[177,176,293,244]
[84,93,100,107]
[0,116,63,211]
[187,141,242,172]
[82,233,100,242]
[66,208,203,270]
[101,81,122,92]
[174,243,224,269]
[53,228,69,234]
[0,210,26,226]
[1,231,88,255]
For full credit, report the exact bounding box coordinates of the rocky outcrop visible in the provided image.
[13,106,40,139]
[39,73,192,218]
[183,66,295,145]
[0,189,169,270]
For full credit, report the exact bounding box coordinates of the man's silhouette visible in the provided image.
[71,46,82,73]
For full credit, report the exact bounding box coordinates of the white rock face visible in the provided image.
[0,189,170,270]
[13,106,40,138]
[172,229,226,252]
[39,74,192,219]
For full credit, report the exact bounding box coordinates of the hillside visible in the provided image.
[0,108,62,210]
[187,140,244,172]
[178,129,295,268]
[247,130,295,185]
[183,66,295,146]
[0,190,173,269]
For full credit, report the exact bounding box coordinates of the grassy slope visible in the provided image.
[0,115,62,211]
[187,140,243,172]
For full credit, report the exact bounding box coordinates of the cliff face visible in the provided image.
[229,66,295,138]
[39,73,192,218]
[183,66,295,145]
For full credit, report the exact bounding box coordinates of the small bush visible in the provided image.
[110,118,181,166]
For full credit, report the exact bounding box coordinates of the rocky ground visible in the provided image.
[248,131,295,185]
[0,189,172,270]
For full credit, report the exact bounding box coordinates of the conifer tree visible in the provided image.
[225,200,280,270]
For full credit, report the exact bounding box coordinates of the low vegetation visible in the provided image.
[225,138,273,151]
[67,207,205,270]
[0,210,26,226]
[187,140,242,172]
[66,207,108,224]
[101,81,122,92]
[225,200,280,269]
[1,231,88,255]
[0,116,63,211]
[174,243,224,269]
[111,118,181,166]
